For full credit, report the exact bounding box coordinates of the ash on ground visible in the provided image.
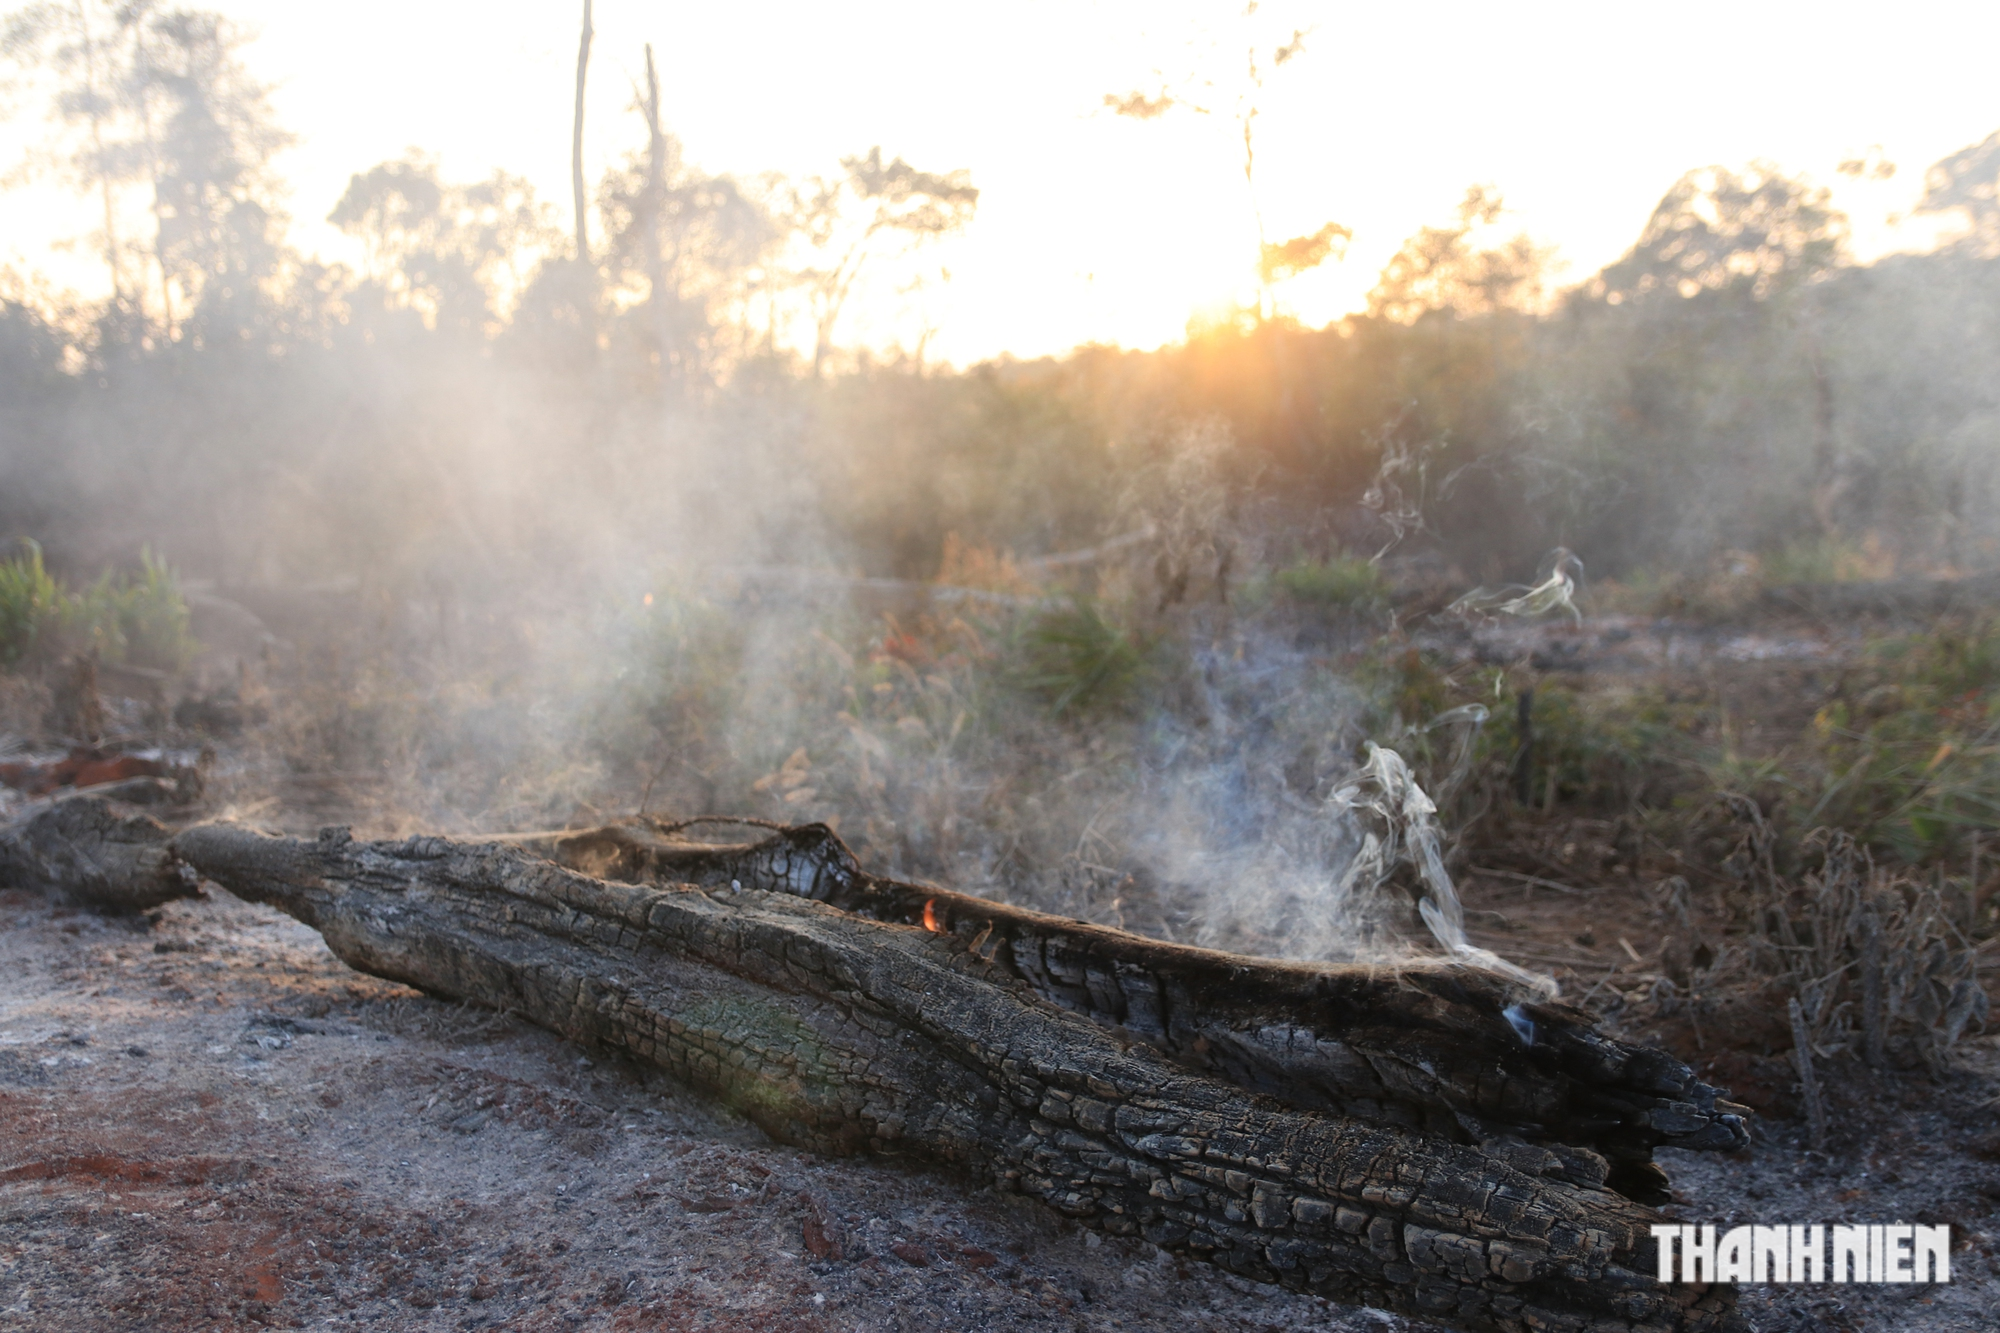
[0,886,1433,1332]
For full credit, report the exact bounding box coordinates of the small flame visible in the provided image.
[923,898,942,932]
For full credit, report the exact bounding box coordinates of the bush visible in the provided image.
[1272,556,1389,614]
[110,551,199,672]
[1009,597,1148,717]
[1792,619,2000,863]
[1494,681,1701,809]
[1760,534,1893,586]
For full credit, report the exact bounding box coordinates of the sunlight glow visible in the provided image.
[0,0,1995,363]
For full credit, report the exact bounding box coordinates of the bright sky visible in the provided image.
[2,0,1996,364]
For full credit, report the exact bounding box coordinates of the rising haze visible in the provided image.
[2,0,1998,968]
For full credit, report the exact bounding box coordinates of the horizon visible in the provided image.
[0,0,1996,365]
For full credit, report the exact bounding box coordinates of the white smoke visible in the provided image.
[1447,547,1585,625]
[1328,741,1557,996]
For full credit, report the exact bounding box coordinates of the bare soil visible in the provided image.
[5,846,1997,1332]
[0,886,1429,1333]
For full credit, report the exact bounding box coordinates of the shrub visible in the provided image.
[111,550,198,672]
[1010,596,1148,717]
[0,540,61,668]
[1792,619,2000,863]
[1272,556,1389,614]
[0,541,197,672]
[1761,534,1893,586]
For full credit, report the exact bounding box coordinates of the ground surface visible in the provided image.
[4,868,1997,1332]
[0,886,1432,1333]
[5,599,2000,1330]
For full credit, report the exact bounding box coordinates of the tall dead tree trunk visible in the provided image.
[568,0,597,353]
[571,0,594,268]
[640,42,678,386]
[8,800,1748,1332]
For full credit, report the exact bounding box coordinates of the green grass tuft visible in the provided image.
[0,540,62,669]
[0,541,197,672]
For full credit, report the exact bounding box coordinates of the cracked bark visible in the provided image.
[542,820,1750,1203]
[142,814,1746,1333]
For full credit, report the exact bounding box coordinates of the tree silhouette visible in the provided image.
[1259,221,1351,286]
[2,1,134,311]
[586,47,780,388]
[782,147,977,377]
[1595,164,1845,304]
[1104,3,1338,319]
[329,153,559,337]
[1916,131,2000,256]
[2,3,293,343]
[133,10,291,338]
[1367,187,1554,322]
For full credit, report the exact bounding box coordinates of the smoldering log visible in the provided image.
[543,819,1750,1204]
[9,799,1748,1329]
[159,816,1742,1332]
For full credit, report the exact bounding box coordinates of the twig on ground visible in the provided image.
[1468,865,1587,895]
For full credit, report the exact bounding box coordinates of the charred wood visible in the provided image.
[168,817,1740,1331]
[0,791,192,911]
[544,819,1750,1203]
[3,800,1747,1330]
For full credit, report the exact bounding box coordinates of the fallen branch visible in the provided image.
[13,801,1748,1330]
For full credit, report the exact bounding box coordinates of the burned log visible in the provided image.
[543,818,1749,1204]
[151,817,1745,1332]
[1,798,1746,1328]
[0,790,192,910]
